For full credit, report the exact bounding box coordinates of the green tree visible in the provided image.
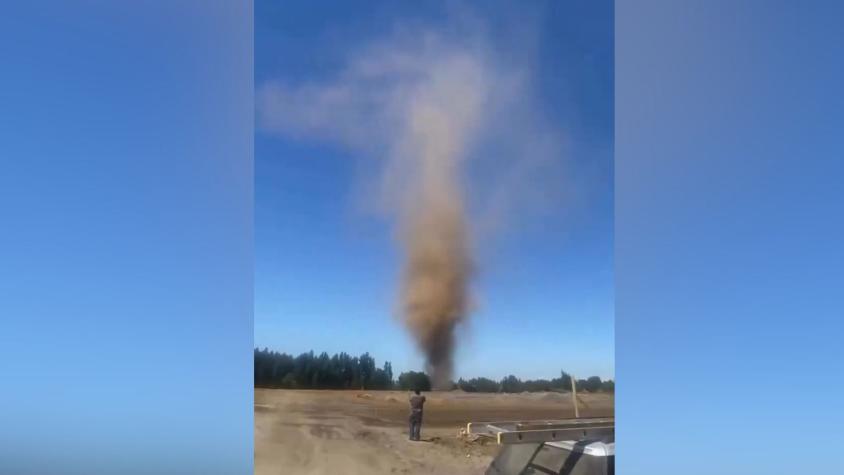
[583,376,603,392]
[281,373,296,389]
[501,375,522,393]
[397,371,431,391]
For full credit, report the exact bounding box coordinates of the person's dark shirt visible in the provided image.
[409,394,426,413]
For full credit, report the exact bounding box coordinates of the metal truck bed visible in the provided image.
[466,417,615,475]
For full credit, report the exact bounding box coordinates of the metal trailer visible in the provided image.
[466,418,615,475]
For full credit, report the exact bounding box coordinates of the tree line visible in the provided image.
[255,348,614,393]
[254,349,393,390]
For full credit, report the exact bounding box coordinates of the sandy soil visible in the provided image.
[254,389,614,475]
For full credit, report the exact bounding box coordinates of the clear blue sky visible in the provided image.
[254,0,614,380]
[1,2,252,472]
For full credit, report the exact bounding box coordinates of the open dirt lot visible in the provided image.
[255,389,614,475]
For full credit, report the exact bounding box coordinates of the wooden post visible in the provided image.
[570,375,579,419]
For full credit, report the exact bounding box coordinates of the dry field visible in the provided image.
[254,389,614,475]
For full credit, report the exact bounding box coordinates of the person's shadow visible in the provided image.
[409,437,440,443]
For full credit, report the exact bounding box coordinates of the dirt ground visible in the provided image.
[254,389,614,475]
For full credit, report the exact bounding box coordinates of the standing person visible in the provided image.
[408,389,426,441]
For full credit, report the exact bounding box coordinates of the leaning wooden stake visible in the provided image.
[570,375,579,418]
